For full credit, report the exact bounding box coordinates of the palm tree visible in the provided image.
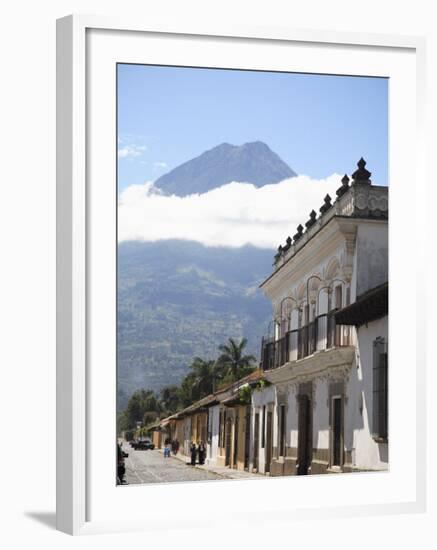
[159,385,180,415]
[216,337,257,382]
[189,357,219,398]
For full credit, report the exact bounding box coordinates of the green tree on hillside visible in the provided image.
[159,385,181,415]
[216,337,257,382]
[189,357,219,398]
[125,389,161,428]
[143,410,159,426]
[119,336,258,434]
[178,371,197,407]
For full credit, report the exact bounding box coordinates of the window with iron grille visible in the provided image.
[372,338,388,441]
[335,285,343,309]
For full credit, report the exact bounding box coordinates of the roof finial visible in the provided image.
[319,194,332,214]
[336,174,350,198]
[283,236,292,252]
[274,244,283,263]
[351,157,371,185]
[305,209,317,229]
[293,224,304,242]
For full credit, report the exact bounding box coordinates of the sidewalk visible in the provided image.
[160,448,263,480]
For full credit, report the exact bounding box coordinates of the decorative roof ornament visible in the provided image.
[319,194,332,214]
[336,174,350,198]
[305,209,317,229]
[293,224,304,242]
[351,157,371,185]
[283,236,292,252]
[274,244,283,262]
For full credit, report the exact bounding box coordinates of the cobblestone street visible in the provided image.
[122,443,222,485]
[121,442,262,485]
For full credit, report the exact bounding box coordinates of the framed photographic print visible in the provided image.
[56,15,427,535]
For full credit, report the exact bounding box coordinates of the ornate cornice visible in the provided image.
[264,346,355,386]
[262,172,388,294]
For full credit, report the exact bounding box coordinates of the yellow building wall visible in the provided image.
[191,412,208,444]
[152,430,162,449]
[236,405,247,471]
[175,419,184,446]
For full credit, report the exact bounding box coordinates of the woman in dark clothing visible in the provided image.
[190,442,197,465]
[198,441,206,465]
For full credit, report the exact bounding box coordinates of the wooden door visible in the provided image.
[244,406,251,470]
[233,414,239,468]
[225,417,232,466]
[332,397,343,467]
[297,395,311,475]
[265,411,273,473]
[253,413,259,471]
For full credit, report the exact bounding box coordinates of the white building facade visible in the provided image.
[254,159,389,476]
[206,404,220,465]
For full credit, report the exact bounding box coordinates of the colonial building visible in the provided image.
[335,281,388,470]
[257,158,388,475]
[147,158,388,479]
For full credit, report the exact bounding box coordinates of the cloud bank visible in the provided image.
[118,175,343,249]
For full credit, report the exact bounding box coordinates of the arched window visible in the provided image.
[334,284,343,310]
[325,257,340,281]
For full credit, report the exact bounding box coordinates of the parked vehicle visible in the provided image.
[132,438,155,450]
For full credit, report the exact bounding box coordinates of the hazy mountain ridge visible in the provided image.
[117,240,274,409]
[154,141,296,196]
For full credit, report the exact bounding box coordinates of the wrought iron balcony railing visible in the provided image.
[260,311,353,371]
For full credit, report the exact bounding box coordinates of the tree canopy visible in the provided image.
[118,337,257,434]
[216,337,257,382]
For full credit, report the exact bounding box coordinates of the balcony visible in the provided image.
[260,311,353,371]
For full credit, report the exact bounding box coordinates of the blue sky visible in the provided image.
[117,64,388,192]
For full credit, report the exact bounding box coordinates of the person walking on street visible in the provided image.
[198,441,206,465]
[190,441,197,465]
[171,439,179,456]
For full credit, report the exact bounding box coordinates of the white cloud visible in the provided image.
[118,144,147,159]
[118,175,343,249]
[154,161,168,169]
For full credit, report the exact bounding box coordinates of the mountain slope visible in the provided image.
[154,141,296,196]
[117,240,273,409]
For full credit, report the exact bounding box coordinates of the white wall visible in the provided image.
[287,389,299,450]
[183,417,192,455]
[353,316,389,470]
[356,222,388,297]
[207,405,220,464]
[314,381,330,450]
[251,385,276,473]
[1,0,435,547]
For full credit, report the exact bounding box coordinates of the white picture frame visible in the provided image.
[56,14,427,535]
